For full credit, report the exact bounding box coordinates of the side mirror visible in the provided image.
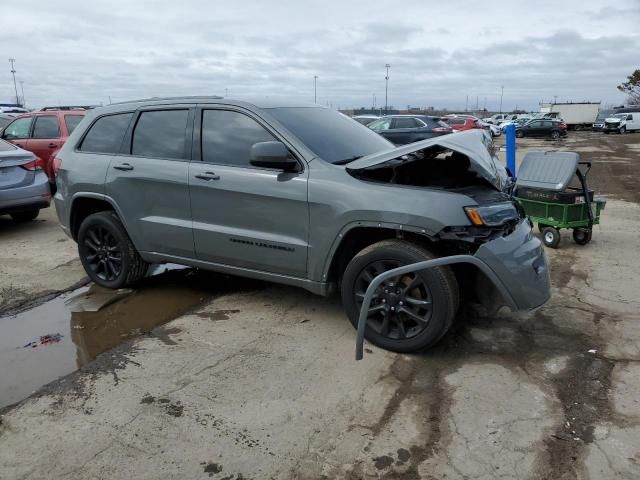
[250,141,298,171]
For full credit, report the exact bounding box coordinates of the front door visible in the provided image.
[105,107,195,258]
[189,107,309,278]
[0,116,32,149]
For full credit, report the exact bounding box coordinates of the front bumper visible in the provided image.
[474,219,550,311]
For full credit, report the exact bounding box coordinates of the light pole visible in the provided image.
[20,80,25,108]
[384,64,390,115]
[8,58,19,106]
[499,85,504,113]
[313,75,318,104]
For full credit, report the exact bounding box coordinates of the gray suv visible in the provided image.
[54,97,550,353]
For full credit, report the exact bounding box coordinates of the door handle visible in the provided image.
[48,143,57,148]
[113,163,134,171]
[194,172,220,181]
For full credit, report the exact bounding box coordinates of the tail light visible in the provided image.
[559,123,567,130]
[433,127,451,133]
[21,157,46,171]
[52,155,63,175]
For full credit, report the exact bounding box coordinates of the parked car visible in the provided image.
[485,113,519,125]
[367,115,453,144]
[444,117,483,132]
[515,119,567,139]
[592,111,614,131]
[54,97,550,354]
[0,113,16,130]
[0,109,86,191]
[352,115,380,126]
[603,112,640,134]
[0,139,50,222]
[499,117,531,132]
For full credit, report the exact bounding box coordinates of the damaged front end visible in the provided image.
[346,130,549,316]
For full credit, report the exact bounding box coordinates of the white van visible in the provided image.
[604,112,640,133]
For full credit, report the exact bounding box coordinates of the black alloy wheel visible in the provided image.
[353,260,433,340]
[83,225,123,282]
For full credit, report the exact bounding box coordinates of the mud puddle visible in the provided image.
[0,267,262,409]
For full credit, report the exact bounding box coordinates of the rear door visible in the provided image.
[26,115,63,178]
[105,106,195,258]
[387,117,420,144]
[189,107,309,277]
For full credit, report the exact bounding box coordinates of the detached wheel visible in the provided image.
[10,209,40,222]
[542,227,561,249]
[341,240,459,353]
[77,211,148,288]
[572,228,592,245]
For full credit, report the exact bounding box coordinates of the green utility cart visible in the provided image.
[514,152,606,249]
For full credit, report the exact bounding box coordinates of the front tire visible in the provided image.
[77,211,148,288]
[341,240,459,353]
[516,130,524,138]
[542,227,561,249]
[620,126,626,134]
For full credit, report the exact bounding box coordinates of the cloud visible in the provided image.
[1,0,638,110]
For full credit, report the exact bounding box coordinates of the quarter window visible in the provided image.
[64,115,84,134]
[201,110,276,167]
[131,110,189,159]
[79,113,133,154]
[32,116,60,138]
[2,117,32,139]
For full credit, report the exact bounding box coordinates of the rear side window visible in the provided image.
[79,113,133,154]
[447,118,465,125]
[2,117,32,139]
[32,116,60,138]
[131,110,189,159]
[64,115,83,134]
[201,110,276,167]
[392,118,418,129]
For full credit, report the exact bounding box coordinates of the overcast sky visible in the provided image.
[2,0,639,111]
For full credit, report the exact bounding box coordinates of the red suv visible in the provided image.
[0,109,85,190]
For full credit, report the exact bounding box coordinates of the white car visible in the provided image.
[477,120,501,137]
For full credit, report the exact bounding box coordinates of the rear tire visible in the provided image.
[341,240,459,353]
[551,130,561,140]
[542,227,561,249]
[516,130,524,138]
[77,211,148,289]
[10,209,40,222]
[572,228,592,245]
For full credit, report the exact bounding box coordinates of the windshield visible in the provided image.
[267,107,393,164]
[614,114,627,119]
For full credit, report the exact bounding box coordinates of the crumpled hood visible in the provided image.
[346,129,509,191]
[605,117,622,123]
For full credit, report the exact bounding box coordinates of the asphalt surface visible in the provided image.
[0,132,639,479]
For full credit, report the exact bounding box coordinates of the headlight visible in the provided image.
[464,202,519,226]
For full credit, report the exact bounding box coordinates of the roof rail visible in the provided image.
[110,95,224,105]
[40,106,96,111]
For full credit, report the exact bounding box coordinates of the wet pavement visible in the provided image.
[0,268,262,409]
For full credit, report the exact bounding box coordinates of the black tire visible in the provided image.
[77,211,148,288]
[341,240,459,353]
[542,227,561,249]
[551,130,561,140]
[10,209,40,222]
[516,130,524,138]
[572,228,592,245]
[620,126,626,134]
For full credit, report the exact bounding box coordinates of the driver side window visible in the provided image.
[2,117,32,139]
[368,118,392,132]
